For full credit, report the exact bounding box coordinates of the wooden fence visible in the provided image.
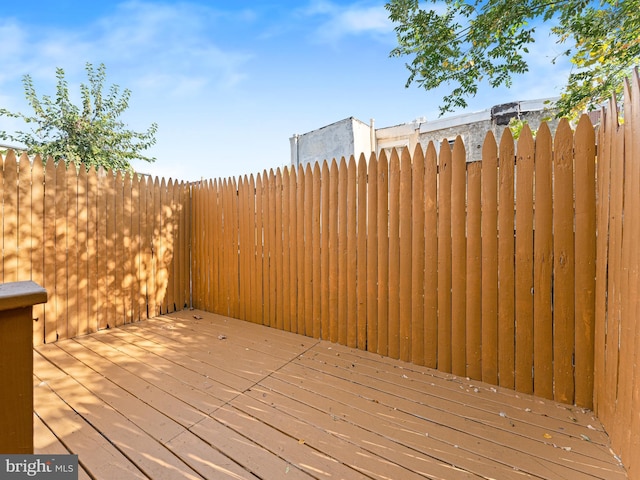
[193,73,640,471]
[192,115,599,406]
[593,71,640,477]
[0,152,190,346]
[2,70,639,479]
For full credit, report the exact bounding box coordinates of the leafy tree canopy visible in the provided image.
[0,62,157,171]
[385,0,640,117]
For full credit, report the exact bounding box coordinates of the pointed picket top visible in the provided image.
[18,151,30,165]
[4,148,17,164]
[315,160,325,185]
[367,150,378,177]
[32,154,43,170]
[439,136,452,174]
[499,126,514,157]
[452,135,465,159]
[425,141,437,165]
[554,118,574,165]
[517,123,535,159]
[327,157,337,176]
[32,155,44,185]
[4,149,17,177]
[347,155,356,183]
[575,115,596,159]
[357,151,366,166]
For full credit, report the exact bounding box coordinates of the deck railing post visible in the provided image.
[0,281,47,454]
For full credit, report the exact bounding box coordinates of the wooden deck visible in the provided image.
[33,310,627,480]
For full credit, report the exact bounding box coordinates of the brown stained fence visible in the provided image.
[594,71,640,477]
[1,71,639,479]
[192,115,599,408]
[0,153,190,346]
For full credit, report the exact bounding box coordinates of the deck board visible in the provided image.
[34,310,627,480]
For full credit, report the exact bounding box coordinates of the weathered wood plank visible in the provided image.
[34,312,627,480]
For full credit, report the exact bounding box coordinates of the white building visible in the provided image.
[290,98,559,167]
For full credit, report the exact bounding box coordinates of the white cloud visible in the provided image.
[300,1,394,44]
[0,1,252,98]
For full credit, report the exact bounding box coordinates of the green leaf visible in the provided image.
[0,62,157,172]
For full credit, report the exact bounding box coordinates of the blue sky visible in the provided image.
[0,1,571,181]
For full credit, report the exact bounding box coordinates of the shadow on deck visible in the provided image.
[33,310,627,480]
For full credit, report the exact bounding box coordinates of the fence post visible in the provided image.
[0,281,47,454]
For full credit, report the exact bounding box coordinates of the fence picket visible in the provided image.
[131,174,142,320]
[424,143,438,368]
[347,157,358,348]
[295,166,305,333]
[466,161,482,380]
[553,119,576,404]
[399,148,412,362]
[338,159,348,344]
[288,168,297,331]
[451,137,466,376]
[533,123,554,399]
[87,167,99,329]
[320,162,330,339]
[329,160,339,342]
[256,174,265,324]
[55,163,68,339]
[411,146,425,365]
[515,126,535,394]
[312,162,322,339]
[304,164,314,337]
[498,129,515,389]
[123,174,133,321]
[44,160,57,342]
[437,141,452,371]
[18,155,32,282]
[115,172,125,324]
[3,152,18,283]
[31,157,45,345]
[574,115,596,409]
[366,155,378,352]
[77,166,89,335]
[356,155,367,349]
[388,151,401,359]
[282,169,291,330]
[232,178,241,318]
[275,170,284,329]
[377,153,390,356]
[481,132,499,384]
[165,179,175,316]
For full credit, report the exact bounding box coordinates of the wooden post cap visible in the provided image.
[0,281,48,312]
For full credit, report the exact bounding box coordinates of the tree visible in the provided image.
[0,63,157,171]
[385,0,640,117]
